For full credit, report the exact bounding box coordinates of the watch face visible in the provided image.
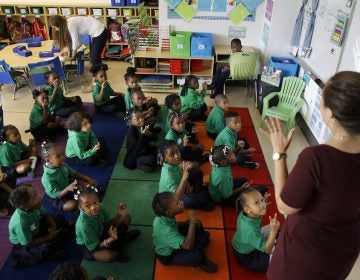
[272,153,280,160]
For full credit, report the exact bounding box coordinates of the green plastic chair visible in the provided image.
[224,51,259,94]
[260,76,306,133]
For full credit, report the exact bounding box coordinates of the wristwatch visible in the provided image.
[272,152,287,160]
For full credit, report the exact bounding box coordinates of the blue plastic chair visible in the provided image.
[28,56,67,93]
[0,60,30,99]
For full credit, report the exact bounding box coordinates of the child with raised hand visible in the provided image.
[165,111,204,165]
[29,89,63,142]
[75,185,141,263]
[209,145,252,206]
[8,184,66,267]
[152,192,217,273]
[180,75,208,121]
[123,108,158,173]
[45,70,83,118]
[210,38,242,98]
[124,67,159,112]
[0,125,38,177]
[215,111,259,169]
[159,140,213,211]
[66,111,107,166]
[232,187,280,273]
[91,63,126,116]
[41,142,98,212]
[206,94,229,139]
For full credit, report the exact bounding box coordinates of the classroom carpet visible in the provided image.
[82,106,284,280]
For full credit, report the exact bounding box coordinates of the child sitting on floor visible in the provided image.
[232,187,280,273]
[179,75,208,121]
[0,125,38,178]
[206,94,229,139]
[124,67,159,112]
[45,70,83,118]
[165,112,205,165]
[29,89,64,142]
[215,111,259,169]
[0,167,17,217]
[41,143,98,212]
[123,108,158,173]
[159,140,213,211]
[165,93,198,144]
[75,185,141,263]
[152,192,217,273]
[210,38,242,98]
[8,184,66,267]
[66,112,107,166]
[91,63,126,116]
[208,145,251,206]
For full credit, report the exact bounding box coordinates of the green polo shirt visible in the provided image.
[41,163,76,198]
[66,130,98,159]
[209,165,233,202]
[159,162,182,193]
[152,215,185,256]
[214,126,238,149]
[9,206,47,245]
[124,88,134,111]
[93,81,115,106]
[232,211,266,254]
[45,84,64,112]
[165,129,184,146]
[0,141,28,167]
[29,103,49,129]
[180,87,206,115]
[75,206,111,251]
[206,105,225,134]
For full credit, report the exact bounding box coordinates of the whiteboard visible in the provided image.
[297,0,354,81]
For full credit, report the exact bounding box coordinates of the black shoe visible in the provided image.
[241,161,260,170]
[125,229,141,244]
[137,165,154,173]
[200,259,218,273]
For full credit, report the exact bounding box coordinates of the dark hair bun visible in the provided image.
[90,63,108,74]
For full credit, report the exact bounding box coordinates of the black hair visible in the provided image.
[44,70,58,84]
[130,87,144,100]
[124,66,137,81]
[9,184,31,209]
[75,185,99,202]
[164,94,181,110]
[41,142,59,161]
[32,88,48,100]
[168,111,184,127]
[124,108,142,124]
[231,38,242,47]
[159,140,178,164]
[152,192,174,216]
[180,75,198,96]
[209,145,231,167]
[89,63,108,76]
[323,71,360,135]
[224,110,240,120]
[66,111,92,131]
[237,187,260,208]
[1,124,18,142]
[49,263,88,280]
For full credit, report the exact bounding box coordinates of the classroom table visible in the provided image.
[214,45,257,64]
[0,40,58,69]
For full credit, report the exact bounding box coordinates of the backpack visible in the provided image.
[108,20,122,43]
[0,20,10,41]
[33,18,48,40]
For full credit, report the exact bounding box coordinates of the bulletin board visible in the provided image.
[295,0,354,81]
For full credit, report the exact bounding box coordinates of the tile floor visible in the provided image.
[0,60,358,279]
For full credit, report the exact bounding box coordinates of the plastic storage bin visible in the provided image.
[269,57,299,77]
[191,60,203,72]
[127,0,140,6]
[111,0,126,6]
[170,31,192,57]
[170,59,183,74]
[191,32,213,57]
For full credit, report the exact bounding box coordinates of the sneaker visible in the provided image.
[125,229,141,244]
[242,161,260,170]
[137,165,154,173]
[200,259,218,273]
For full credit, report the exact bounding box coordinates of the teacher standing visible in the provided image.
[49,15,107,65]
[260,71,360,280]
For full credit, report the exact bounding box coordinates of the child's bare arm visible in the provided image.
[181,210,197,250]
[265,214,280,253]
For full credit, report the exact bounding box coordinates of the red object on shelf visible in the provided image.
[170,59,183,74]
[191,60,202,72]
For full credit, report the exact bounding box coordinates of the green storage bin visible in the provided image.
[170,31,191,57]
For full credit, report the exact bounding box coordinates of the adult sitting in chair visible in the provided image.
[210,38,242,98]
